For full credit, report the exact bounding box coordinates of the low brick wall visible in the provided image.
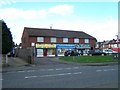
[15,47,34,64]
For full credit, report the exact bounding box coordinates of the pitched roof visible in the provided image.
[24,27,96,40]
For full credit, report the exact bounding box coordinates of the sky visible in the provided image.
[0,0,119,44]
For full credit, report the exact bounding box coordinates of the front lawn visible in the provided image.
[59,55,118,63]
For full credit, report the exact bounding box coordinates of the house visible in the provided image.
[96,39,120,52]
[21,27,97,57]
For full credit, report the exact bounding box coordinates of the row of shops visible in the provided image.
[35,43,91,57]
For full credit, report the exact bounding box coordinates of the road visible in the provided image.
[2,58,119,88]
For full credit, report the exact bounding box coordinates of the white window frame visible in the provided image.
[63,38,68,43]
[51,37,56,43]
[74,38,79,43]
[84,39,89,43]
[37,37,44,42]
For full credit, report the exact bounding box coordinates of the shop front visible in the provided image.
[56,44,74,56]
[75,44,91,55]
[35,43,91,57]
[36,44,56,57]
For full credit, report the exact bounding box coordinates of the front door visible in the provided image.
[44,49,48,56]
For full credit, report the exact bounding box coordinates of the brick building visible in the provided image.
[21,27,97,57]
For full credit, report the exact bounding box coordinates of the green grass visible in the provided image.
[59,55,118,63]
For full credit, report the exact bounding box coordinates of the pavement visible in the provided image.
[2,57,29,72]
[1,57,118,72]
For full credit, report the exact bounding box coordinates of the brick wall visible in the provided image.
[57,37,63,44]
[15,47,34,64]
[22,35,97,48]
[21,30,30,48]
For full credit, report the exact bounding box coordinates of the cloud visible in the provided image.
[0,8,48,20]
[0,4,74,20]
[0,4,117,44]
[48,4,74,15]
[52,17,118,41]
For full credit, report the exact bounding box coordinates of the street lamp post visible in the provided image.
[116,35,119,60]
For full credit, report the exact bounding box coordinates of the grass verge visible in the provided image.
[59,55,118,63]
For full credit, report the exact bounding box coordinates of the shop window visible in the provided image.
[51,37,56,43]
[84,39,89,43]
[37,37,44,42]
[74,38,79,43]
[63,38,68,43]
[47,49,55,56]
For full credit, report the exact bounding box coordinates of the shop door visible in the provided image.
[37,49,43,57]
[44,49,48,56]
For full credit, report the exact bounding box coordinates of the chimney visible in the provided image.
[50,24,53,29]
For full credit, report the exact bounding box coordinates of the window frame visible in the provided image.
[74,38,79,43]
[51,37,56,43]
[37,37,44,42]
[63,38,68,43]
[84,39,89,43]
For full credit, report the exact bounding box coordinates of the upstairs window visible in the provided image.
[37,37,44,42]
[74,38,79,43]
[63,38,68,43]
[51,37,56,43]
[84,39,89,43]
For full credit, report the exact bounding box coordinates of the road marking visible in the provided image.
[18,71,25,73]
[27,70,35,72]
[25,76,37,79]
[47,69,54,71]
[25,72,82,79]
[73,72,82,74]
[96,70,102,72]
[55,68,63,70]
[103,69,116,72]
[96,69,116,72]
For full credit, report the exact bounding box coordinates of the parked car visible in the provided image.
[102,49,117,55]
[64,50,80,56]
[88,49,107,56]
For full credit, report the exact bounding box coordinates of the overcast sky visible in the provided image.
[0,0,118,44]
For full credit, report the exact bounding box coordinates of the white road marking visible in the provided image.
[57,73,72,76]
[25,72,82,79]
[25,76,37,79]
[55,68,63,70]
[73,72,82,74]
[96,70,102,72]
[18,71,25,73]
[103,69,116,72]
[96,69,116,72]
[47,69,54,71]
[27,70,35,72]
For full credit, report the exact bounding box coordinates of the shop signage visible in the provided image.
[36,44,56,48]
[75,44,90,48]
[56,44,74,49]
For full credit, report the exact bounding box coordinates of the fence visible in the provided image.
[15,47,34,64]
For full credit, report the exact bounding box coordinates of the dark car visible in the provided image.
[88,49,107,56]
[64,50,80,56]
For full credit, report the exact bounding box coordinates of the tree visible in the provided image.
[1,20,13,54]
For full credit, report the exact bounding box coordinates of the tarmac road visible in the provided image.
[2,57,119,88]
